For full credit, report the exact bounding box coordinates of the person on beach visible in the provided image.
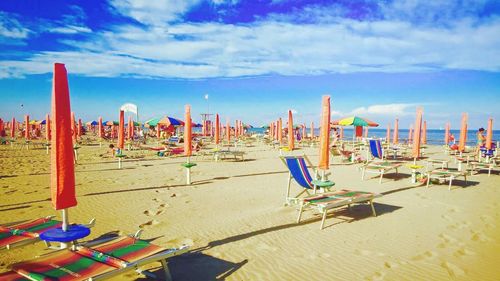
[475,128,486,155]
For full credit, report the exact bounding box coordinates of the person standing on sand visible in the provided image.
[475,128,486,155]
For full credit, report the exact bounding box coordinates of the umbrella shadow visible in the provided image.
[0,205,32,212]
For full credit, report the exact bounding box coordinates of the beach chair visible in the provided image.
[361,140,402,183]
[0,231,190,281]
[296,189,382,230]
[280,155,334,205]
[1,216,95,251]
[426,168,468,190]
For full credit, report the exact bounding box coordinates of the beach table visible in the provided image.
[406,164,424,184]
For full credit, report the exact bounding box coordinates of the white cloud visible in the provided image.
[351,103,415,116]
[331,110,343,116]
[49,25,92,34]
[0,12,31,40]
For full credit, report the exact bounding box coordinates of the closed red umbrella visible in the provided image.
[156,123,161,140]
[412,107,423,160]
[235,120,239,138]
[24,115,30,140]
[486,118,493,150]
[393,119,399,145]
[288,110,294,150]
[117,110,125,150]
[215,114,220,145]
[46,114,51,141]
[318,96,331,173]
[70,112,76,143]
[226,120,230,142]
[98,117,103,139]
[10,117,15,138]
[50,63,77,229]
[184,105,192,157]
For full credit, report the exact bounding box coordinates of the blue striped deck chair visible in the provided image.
[280,156,332,205]
[369,139,384,160]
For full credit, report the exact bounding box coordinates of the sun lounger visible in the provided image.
[469,160,496,176]
[361,161,402,183]
[296,189,382,230]
[426,168,468,190]
[280,155,334,205]
[0,231,189,281]
[1,217,95,251]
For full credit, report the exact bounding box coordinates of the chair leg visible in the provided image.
[160,259,173,281]
[297,203,304,223]
[285,173,292,205]
[370,200,377,216]
[426,175,431,188]
[448,176,453,191]
[320,210,328,230]
[361,168,365,181]
[379,171,384,184]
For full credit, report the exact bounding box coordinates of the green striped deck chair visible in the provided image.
[361,161,402,184]
[0,232,190,281]
[297,189,382,230]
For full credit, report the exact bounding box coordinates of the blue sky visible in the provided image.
[1,0,499,128]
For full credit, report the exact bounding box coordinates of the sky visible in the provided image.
[0,0,499,129]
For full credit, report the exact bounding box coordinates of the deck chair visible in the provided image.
[362,140,402,183]
[1,216,95,251]
[280,155,333,205]
[0,231,189,281]
[426,168,468,190]
[297,189,382,230]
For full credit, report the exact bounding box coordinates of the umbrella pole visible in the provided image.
[186,156,191,185]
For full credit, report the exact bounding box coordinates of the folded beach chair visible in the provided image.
[1,217,95,251]
[368,139,385,160]
[280,155,334,205]
[426,168,468,190]
[0,231,190,281]
[297,189,382,230]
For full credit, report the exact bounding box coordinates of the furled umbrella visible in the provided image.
[393,119,399,145]
[278,118,282,144]
[215,113,220,145]
[71,112,76,143]
[98,116,103,146]
[444,123,450,145]
[182,105,196,185]
[458,113,468,153]
[318,96,331,179]
[412,107,423,162]
[486,118,493,150]
[386,124,391,144]
[24,115,30,140]
[10,117,15,139]
[288,110,294,150]
[310,122,314,139]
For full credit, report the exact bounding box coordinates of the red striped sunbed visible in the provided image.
[0,217,61,251]
[0,235,189,281]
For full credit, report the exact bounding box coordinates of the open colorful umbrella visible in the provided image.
[332,116,378,127]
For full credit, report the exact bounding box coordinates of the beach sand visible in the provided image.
[1,141,499,280]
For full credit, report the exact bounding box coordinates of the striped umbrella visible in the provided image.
[332,116,378,127]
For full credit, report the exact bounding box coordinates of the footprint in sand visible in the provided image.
[143,210,154,216]
[355,249,372,256]
[383,261,399,269]
[411,250,437,261]
[454,247,476,258]
[139,220,159,229]
[440,261,466,278]
[470,230,491,242]
[366,271,386,281]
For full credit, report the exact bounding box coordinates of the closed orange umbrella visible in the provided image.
[288,110,294,150]
[117,110,124,150]
[184,105,192,157]
[77,119,82,138]
[302,124,306,140]
[458,113,468,152]
[226,120,230,142]
[269,122,273,139]
[422,121,427,144]
[444,122,450,145]
[318,95,331,172]
[127,116,133,139]
[215,113,220,145]
[98,117,103,139]
[486,118,493,150]
[412,107,423,160]
[278,118,282,144]
[393,119,399,145]
[339,126,344,140]
[10,117,15,138]
[24,115,30,140]
[235,120,239,138]
[46,114,51,141]
[50,63,77,228]
[386,124,391,144]
[310,122,314,138]
[156,123,161,139]
[70,112,76,143]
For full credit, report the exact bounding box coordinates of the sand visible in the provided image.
[1,139,499,281]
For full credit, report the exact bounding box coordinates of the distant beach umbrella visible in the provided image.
[412,107,423,160]
[50,63,77,228]
[24,115,30,140]
[226,120,230,142]
[215,113,220,145]
[458,113,468,152]
[444,123,450,145]
[98,117,103,139]
[118,110,125,149]
[364,126,369,138]
[310,122,314,138]
[70,112,76,143]
[408,125,413,144]
[332,116,378,127]
[486,118,493,150]
[318,95,331,173]
[393,119,399,145]
[46,114,51,141]
[340,126,344,139]
[386,124,391,144]
[184,105,192,157]
[288,110,294,150]
[11,117,15,138]
[77,119,82,138]
[302,123,306,140]
[127,115,133,140]
[278,118,282,143]
[424,121,430,144]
